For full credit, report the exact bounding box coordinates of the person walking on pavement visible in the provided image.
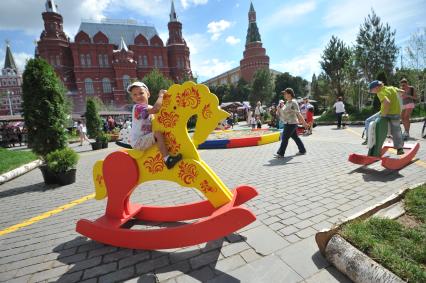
[333,97,346,129]
[275,88,308,158]
[399,78,417,140]
[77,120,90,146]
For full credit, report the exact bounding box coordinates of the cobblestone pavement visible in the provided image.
[1,122,425,283]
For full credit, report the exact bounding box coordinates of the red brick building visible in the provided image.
[36,0,191,113]
[0,42,22,116]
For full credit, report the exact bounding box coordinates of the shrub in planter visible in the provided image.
[85,98,102,139]
[96,133,109,148]
[22,58,67,157]
[45,147,79,185]
[85,98,105,150]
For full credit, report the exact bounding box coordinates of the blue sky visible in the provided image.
[0,0,425,82]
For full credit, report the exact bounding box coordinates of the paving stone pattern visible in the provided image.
[1,123,425,282]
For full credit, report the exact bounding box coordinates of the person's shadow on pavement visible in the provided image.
[265,156,299,167]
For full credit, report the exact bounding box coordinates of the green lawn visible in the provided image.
[340,184,426,282]
[0,148,38,174]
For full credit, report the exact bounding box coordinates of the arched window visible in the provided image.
[80,54,86,66]
[103,54,109,66]
[143,56,148,66]
[86,54,92,67]
[122,75,131,91]
[56,55,60,66]
[98,54,103,67]
[84,78,94,94]
[102,78,112,94]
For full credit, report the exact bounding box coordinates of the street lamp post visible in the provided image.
[6,90,14,116]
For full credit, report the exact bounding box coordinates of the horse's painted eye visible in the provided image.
[174,106,177,110]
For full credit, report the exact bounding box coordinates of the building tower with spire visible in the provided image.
[167,0,192,81]
[240,1,269,82]
[37,0,76,93]
[36,0,192,113]
[0,41,23,115]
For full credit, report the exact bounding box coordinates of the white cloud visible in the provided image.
[192,58,236,80]
[264,1,316,29]
[111,0,170,21]
[271,48,322,80]
[323,0,426,44]
[207,20,231,41]
[0,0,173,38]
[225,36,240,45]
[185,33,211,55]
[184,32,237,80]
[0,0,111,37]
[14,52,34,73]
[180,0,208,9]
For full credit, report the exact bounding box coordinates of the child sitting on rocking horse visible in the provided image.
[127,81,182,169]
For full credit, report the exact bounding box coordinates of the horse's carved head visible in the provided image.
[153,81,228,147]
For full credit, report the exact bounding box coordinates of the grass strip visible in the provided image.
[340,184,426,283]
[0,148,38,174]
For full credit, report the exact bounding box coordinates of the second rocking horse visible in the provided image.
[76,81,258,250]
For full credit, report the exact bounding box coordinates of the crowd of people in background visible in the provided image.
[238,97,315,136]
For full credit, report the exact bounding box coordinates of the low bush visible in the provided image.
[45,147,79,173]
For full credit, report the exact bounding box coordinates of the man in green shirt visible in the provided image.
[369,80,404,155]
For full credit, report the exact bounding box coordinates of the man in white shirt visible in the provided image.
[333,97,346,129]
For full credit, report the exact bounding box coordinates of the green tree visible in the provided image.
[85,98,102,139]
[222,84,237,102]
[402,28,426,102]
[310,73,321,102]
[142,69,173,103]
[236,79,251,102]
[22,58,67,157]
[214,84,231,103]
[274,72,308,103]
[250,68,274,106]
[403,27,426,70]
[355,9,398,82]
[342,52,365,110]
[178,71,197,84]
[316,72,333,111]
[320,35,351,98]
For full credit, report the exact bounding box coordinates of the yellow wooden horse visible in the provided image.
[77,81,258,249]
[93,81,233,208]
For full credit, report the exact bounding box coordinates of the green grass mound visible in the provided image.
[340,184,426,282]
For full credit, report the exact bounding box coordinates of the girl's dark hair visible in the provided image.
[283,88,295,98]
[308,108,314,113]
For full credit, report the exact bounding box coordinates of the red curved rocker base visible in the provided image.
[76,185,258,250]
[349,142,420,170]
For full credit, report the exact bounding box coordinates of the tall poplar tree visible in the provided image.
[320,36,351,98]
[355,9,398,82]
